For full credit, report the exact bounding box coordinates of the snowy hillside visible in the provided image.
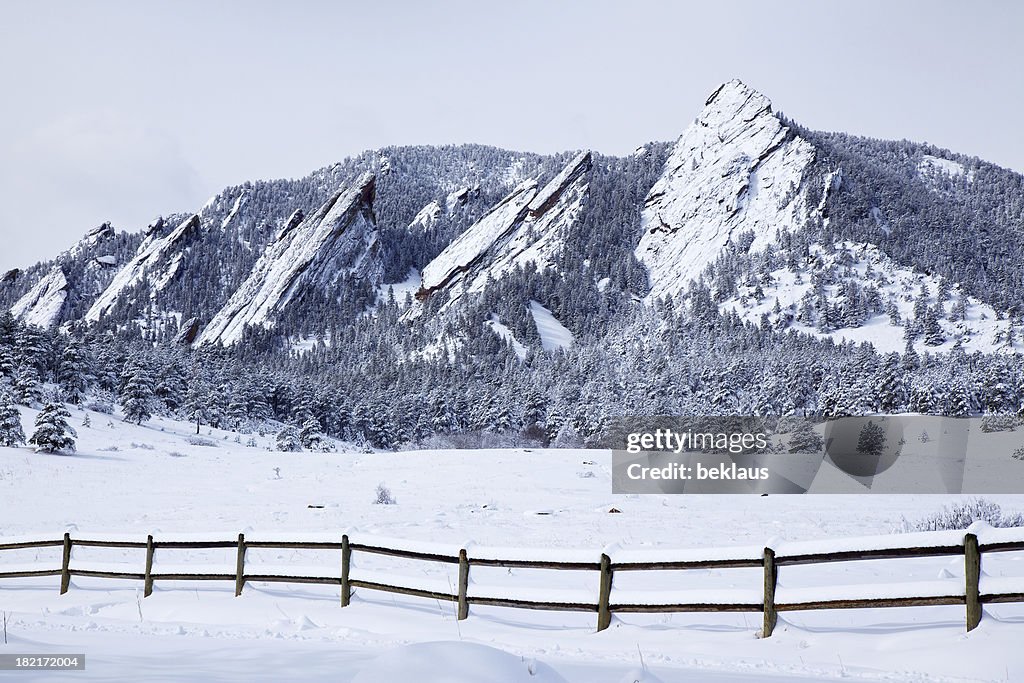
[1,408,1023,681]
[720,241,1023,355]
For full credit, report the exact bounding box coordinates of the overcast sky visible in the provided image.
[1,1,1021,272]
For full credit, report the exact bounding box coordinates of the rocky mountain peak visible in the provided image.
[635,80,817,299]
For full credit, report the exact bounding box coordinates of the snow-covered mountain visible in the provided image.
[3,79,1023,373]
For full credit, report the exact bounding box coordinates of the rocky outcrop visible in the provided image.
[173,317,201,345]
[417,151,591,309]
[10,267,69,328]
[197,173,378,346]
[86,214,201,322]
[635,80,817,299]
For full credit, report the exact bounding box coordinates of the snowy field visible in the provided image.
[1,405,1023,681]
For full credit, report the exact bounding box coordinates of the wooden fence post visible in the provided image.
[340,534,351,607]
[234,533,246,597]
[597,553,613,631]
[143,534,155,597]
[965,533,981,632]
[59,532,72,595]
[762,547,777,638]
[457,548,470,620]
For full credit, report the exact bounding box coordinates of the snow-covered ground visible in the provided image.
[530,300,574,351]
[1,405,1023,681]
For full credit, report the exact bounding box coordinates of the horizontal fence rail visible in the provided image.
[1,528,1023,636]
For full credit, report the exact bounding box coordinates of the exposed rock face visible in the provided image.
[84,222,115,244]
[173,317,201,345]
[1,269,19,285]
[635,79,817,299]
[417,151,592,309]
[11,267,69,328]
[86,214,202,322]
[197,173,378,346]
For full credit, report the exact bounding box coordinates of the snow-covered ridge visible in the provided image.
[10,267,69,328]
[197,173,378,346]
[85,214,201,323]
[636,79,818,299]
[417,151,592,308]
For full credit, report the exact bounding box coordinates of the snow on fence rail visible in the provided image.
[1,527,1023,636]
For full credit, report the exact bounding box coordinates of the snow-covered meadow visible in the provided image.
[1,405,1023,681]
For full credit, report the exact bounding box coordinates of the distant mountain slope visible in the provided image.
[2,80,1021,368]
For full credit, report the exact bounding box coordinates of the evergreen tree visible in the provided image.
[0,389,25,447]
[922,307,945,346]
[28,402,76,454]
[185,379,213,435]
[875,354,906,413]
[120,361,155,425]
[856,420,886,457]
[299,416,325,451]
[12,366,43,406]
[276,425,302,452]
[787,420,823,453]
[57,340,88,405]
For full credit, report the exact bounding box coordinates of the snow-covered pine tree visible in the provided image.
[787,419,823,453]
[28,402,76,454]
[185,380,213,435]
[13,366,43,406]
[0,389,26,447]
[276,425,302,452]
[299,416,325,451]
[57,340,88,405]
[922,306,945,347]
[120,360,155,425]
[856,420,886,457]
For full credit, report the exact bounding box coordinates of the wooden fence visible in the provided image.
[1,529,1022,636]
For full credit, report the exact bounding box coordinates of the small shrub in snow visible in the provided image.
[980,415,1019,433]
[906,498,1024,531]
[187,436,217,447]
[85,398,114,415]
[1013,447,1024,461]
[374,483,396,505]
[81,414,91,428]
[245,437,258,448]
[130,442,155,451]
